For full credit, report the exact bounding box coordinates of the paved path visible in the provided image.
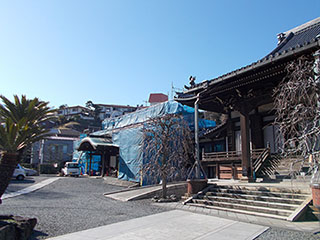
[155,202,320,233]
[104,182,185,201]
[104,181,320,233]
[105,185,165,201]
[2,177,59,200]
[47,210,268,240]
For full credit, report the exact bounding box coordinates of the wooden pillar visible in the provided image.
[250,113,264,149]
[226,113,234,151]
[101,153,105,177]
[105,154,110,176]
[240,109,252,181]
[231,163,236,179]
[216,163,220,179]
[89,152,92,176]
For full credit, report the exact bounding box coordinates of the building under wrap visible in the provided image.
[76,101,216,185]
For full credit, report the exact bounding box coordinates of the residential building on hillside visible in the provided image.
[95,104,137,120]
[58,105,94,121]
[31,128,81,166]
[57,104,138,122]
[148,93,168,106]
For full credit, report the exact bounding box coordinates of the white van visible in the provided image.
[13,164,26,181]
[61,162,80,177]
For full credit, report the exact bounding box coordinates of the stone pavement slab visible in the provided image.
[154,202,320,233]
[104,183,185,201]
[47,210,268,240]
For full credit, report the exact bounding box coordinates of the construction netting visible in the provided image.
[90,101,216,185]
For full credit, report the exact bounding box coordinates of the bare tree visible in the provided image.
[273,53,320,175]
[141,114,194,199]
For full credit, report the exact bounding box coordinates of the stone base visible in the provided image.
[311,185,320,208]
[240,176,255,183]
[0,215,37,240]
[187,179,208,196]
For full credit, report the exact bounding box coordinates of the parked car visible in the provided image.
[13,164,26,181]
[61,162,80,177]
[21,166,38,176]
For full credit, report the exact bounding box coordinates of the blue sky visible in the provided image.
[0,0,319,108]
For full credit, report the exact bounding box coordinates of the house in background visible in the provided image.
[176,17,320,180]
[95,104,137,120]
[31,128,81,166]
[57,105,94,121]
[148,93,168,106]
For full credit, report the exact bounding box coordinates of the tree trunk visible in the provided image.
[0,152,18,204]
[161,173,167,199]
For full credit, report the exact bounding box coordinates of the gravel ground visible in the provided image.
[255,228,320,240]
[0,177,167,239]
[1,176,320,240]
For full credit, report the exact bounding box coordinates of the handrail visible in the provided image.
[253,148,270,172]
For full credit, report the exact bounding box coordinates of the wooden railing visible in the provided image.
[202,148,270,166]
[202,151,241,162]
[201,148,271,179]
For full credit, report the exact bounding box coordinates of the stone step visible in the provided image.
[192,199,292,217]
[187,203,289,220]
[210,184,307,194]
[181,195,190,201]
[203,192,305,205]
[203,195,299,210]
[206,187,309,199]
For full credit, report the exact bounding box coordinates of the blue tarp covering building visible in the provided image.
[73,134,102,175]
[89,101,216,185]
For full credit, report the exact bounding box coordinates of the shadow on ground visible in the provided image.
[30,230,48,240]
[27,190,70,200]
[10,179,36,184]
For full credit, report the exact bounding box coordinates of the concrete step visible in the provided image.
[181,195,190,201]
[188,202,288,220]
[203,191,305,205]
[192,199,292,217]
[203,195,299,210]
[187,184,312,221]
[211,184,308,194]
[206,187,309,199]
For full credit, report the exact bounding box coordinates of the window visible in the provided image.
[67,163,78,168]
[62,145,68,154]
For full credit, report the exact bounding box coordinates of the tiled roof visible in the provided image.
[268,17,320,57]
[177,17,320,98]
[148,93,168,103]
[57,128,81,137]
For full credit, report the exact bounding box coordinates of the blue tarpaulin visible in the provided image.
[101,101,195,131]
[90,101,216,185]
[73,134,101,175]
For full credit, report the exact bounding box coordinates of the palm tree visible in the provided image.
[0,95,55,203]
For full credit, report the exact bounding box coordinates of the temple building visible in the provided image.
[175,17,320,181]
